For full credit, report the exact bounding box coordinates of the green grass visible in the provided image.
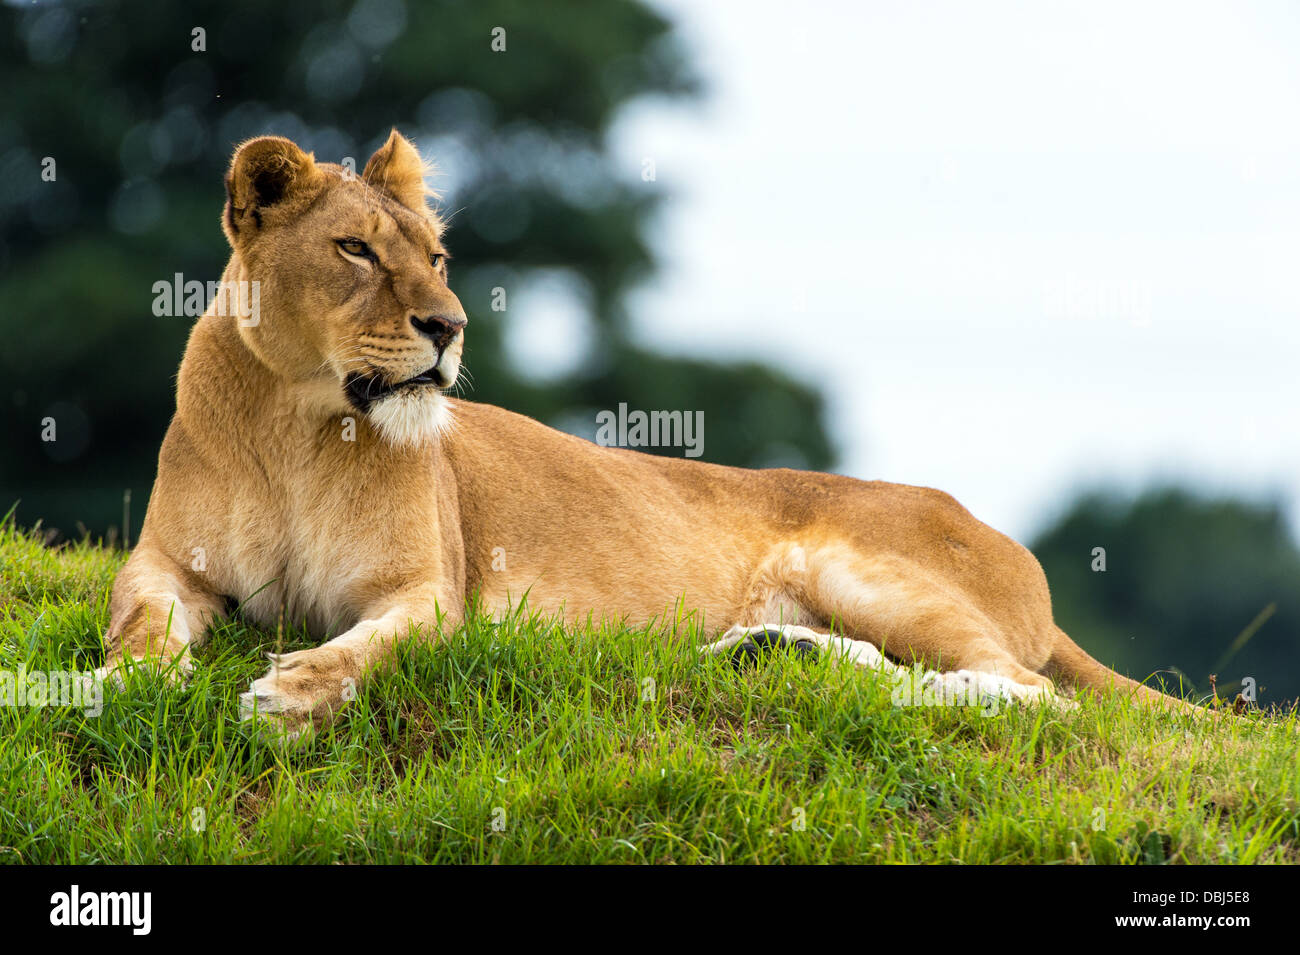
[1,518,1298,864]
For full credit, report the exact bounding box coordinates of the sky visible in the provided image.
[579,0,1300,544]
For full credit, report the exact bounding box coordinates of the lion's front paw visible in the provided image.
[239,646,356,739]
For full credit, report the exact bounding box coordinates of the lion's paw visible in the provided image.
[239,647,355,739]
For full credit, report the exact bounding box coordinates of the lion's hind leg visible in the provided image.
[702,623,1072,714]
[704,539,1076,713]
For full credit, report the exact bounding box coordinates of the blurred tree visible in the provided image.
[1032,487,1300,707]
[0,0,834,539]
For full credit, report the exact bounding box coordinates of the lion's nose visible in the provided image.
[410,312,467,351]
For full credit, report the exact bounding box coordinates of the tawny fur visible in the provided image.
[102,131,1191,734]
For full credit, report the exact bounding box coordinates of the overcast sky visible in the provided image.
[586,0,1300,544]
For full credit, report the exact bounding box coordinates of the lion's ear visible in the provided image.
[223,136,325,241]
[362,129,435,212]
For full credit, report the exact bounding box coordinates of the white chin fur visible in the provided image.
[367,390,454,447]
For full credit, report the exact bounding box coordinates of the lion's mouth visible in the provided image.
[344,365,448,410]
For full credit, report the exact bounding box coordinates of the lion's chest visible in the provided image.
[213,457,435,637]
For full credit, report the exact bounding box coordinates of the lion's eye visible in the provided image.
[337,239,371,258]
[430,253,444,268]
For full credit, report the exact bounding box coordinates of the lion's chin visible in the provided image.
[366,389,455,448]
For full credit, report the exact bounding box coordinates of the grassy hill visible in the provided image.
[1,518,1297,864]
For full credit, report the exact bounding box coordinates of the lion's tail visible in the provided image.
[1044,626,1202,715]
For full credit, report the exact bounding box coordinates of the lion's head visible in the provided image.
[220,129,465,447]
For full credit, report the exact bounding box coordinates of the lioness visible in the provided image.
[101,130,1185,734]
